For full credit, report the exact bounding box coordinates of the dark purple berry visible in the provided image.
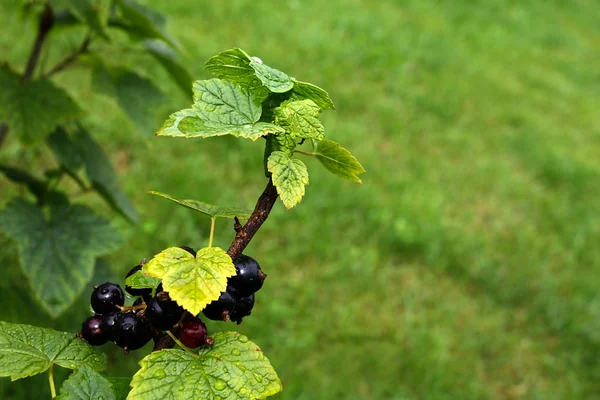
[230,294,255,324]
[203,290,236,321]
[80,315,108,346]
[229,255,266,296]
[113,313,152,352]
[125,265,152,298]
[180,246,196,257]
[145,296,184,330]
[91,282,124,314]
[100,310,121,342]
[180,318,209,348]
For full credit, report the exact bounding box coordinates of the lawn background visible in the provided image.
[1,0,599,399]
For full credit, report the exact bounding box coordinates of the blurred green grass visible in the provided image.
[1,0,600,399]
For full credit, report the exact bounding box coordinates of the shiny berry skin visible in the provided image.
[100,310,121,342]
[180,318,208,348]
[145,296,184,330]
[113,313,152,352]
[229,255,266,296]
[125,265,152,298]
[180,246,196,257]
[81,315,108,346]
[230,294,255,324]
[91,282,125,314]
[203,290,236,321]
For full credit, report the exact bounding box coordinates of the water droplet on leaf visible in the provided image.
[154,369,166,379]
[238,335,249,343]
[254,374,263,383]
[214,379,226,391]
[231,348,241,356]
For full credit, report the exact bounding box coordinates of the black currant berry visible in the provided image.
[91,282,125,314]
[229,255,266,296]
[180,318,209,348]
[145,296,184,330]
[113,313,152,352]
[203,290,236,321]
[100,310,122,342]
[125,265,152,298]
[80,315,108,346]
[230,294,255,324]
[180,246,196,257]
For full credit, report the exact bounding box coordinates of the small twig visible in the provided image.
[22,4,54,83]
[227,177,279,261]
[42,35,91,79]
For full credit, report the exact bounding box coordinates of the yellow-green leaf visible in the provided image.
[144,247,236,315]
[148,191,252,219]
[267,151,309,209]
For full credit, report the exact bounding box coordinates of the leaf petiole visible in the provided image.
[48,364,56,399]
[208,217,216,248]
[294,149,316,156]
[166,330,199,358]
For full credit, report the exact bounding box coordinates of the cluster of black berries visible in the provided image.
[78,248,266,353]
[203,254,266,324]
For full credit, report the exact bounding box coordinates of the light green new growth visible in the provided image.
[125,269,161,291]
[267,151,309,209]
[0,322,106,381]
[144,247,236,315]
[156,47,362,211]
[128,332,282,400]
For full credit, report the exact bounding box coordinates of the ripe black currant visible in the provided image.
[91,282,125,314]
[80,315,108,346]
[230,294,255,324]
[125,265,152,298]
[180,246,196,256]
[100,310,122,342]
[180,318,209,348]
[202,290,236,321]
[229,255,266,297]
[113,313,152,352]
[145,296,184,330]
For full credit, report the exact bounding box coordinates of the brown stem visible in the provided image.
[152,178,279,351]
[42,35,91,79]
[22,4,54,83]
[227,178,279,261]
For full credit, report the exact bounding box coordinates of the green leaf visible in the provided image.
[292,79,335,110]
[144,40,193,99]
[148,191,252,219]
[63,0,109,40]
[157,109,283,140]
[128,331,282,400]
[274,99,324,140]
[55,366,116,400]
[267,151,309,209]
[113,69,166,136]
[0,321,106,381]
[263,133,297,177]
[192,79,262,127]
[114,0,179,49]
[144,247,236,315]
[46,127,86,188]
[0,164,47,200]
[90,59,117,97]
[250,60,294,93]
[204,48,269,101]
[0,198,124,317]
[73,126,138,223]
[105,377,132,400]
[314,139,365,183]
[0,65,81,145]
[124,269,161,291]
